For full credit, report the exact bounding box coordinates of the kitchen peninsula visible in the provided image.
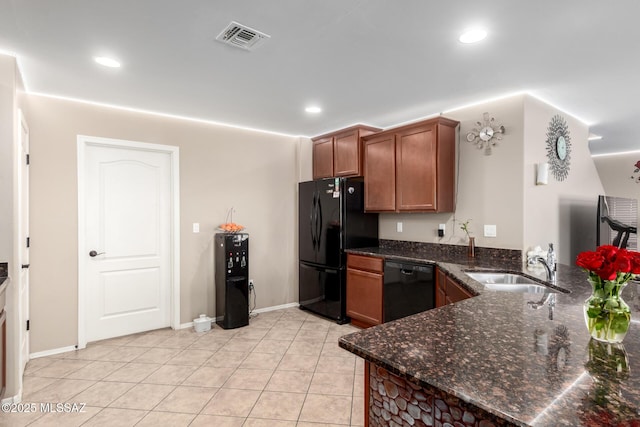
[339,241,640,426]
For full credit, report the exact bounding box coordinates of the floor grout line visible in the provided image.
[18,307,363,426]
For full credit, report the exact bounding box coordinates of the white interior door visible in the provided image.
[17,110,29,376]
[82,141,173,343]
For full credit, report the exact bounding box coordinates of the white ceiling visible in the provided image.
[1,1,638,155]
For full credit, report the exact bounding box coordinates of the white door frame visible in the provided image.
[11,108,30,400]
[17,109,29,374]
[77,135,180,349]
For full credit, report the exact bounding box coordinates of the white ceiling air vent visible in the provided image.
[216,21,270,51]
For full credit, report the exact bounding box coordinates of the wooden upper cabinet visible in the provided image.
[312,125,381,179]
[396,124,437,211]
[362,117,458,213]
[333,130,359,177]
[312,137,334,179]
[364,133,396,212]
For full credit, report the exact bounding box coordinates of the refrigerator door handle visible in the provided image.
[316,196,323,250]
[310,192,317,249]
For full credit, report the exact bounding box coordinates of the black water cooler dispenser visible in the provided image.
[215,233,249,329]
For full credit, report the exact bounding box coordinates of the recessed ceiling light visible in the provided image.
[305,106,322,114]
[459,29,487,44]
[94,56,121,68]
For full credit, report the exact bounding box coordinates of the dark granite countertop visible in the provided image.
[339,242,640,426]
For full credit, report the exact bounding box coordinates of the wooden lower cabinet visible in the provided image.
[435,267,473,307]
[346,254,384,328]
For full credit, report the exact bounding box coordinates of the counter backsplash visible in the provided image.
[379,239,522,262]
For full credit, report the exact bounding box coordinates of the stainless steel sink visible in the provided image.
[465,271,558,294]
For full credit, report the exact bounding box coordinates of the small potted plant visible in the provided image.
[460,219,475,257]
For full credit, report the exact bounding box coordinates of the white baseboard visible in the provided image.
[30,345,77,359]
[194,302,300,327]
[253,302,299,314]
[1,389,22,404]
[32,303,302,356]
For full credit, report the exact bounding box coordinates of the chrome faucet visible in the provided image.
[528,255,556,284]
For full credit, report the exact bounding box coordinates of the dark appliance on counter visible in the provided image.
[299,177,378,323]
[215,233,249,329]
[383,261,435,322]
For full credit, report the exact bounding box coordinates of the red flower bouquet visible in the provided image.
[576,245,640,343]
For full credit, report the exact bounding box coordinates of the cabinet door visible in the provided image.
[396,125,437,211]
[446,276,473,304]
[435,269,446,308]
[346,268,383,327]
[334,130,360,177]
[364,134,396,212]
[313,137,334,179]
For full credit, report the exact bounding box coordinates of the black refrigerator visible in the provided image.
[299,177,378,323]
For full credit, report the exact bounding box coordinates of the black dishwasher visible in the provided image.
[384,261,435,322]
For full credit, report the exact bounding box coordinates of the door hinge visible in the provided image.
[26,237,30,248]
[26,320,30,331]
[26,154,30,165]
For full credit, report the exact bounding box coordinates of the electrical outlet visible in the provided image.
[249,279,254,287]
[484,224,497,237]
[397,222,403,233]
[192,223,200,233]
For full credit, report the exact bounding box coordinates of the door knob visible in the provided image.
[89,250,105,257]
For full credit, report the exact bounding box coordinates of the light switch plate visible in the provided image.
[193,223,200,233]
[397,222,403,233]
[484,224,497,237]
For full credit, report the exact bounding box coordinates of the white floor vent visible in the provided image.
[216,21,270,51]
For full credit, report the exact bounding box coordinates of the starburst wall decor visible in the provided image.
[545,115,572,181]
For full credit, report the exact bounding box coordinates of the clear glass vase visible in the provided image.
[583,280,631,343]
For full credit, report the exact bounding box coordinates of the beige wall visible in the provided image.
[522,96,604,264]
[594,153,640,248]
[298,137,313,182]
[379,95,526,250]
[27,95,303,353]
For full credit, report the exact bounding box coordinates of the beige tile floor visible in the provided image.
[1,308,365,427]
